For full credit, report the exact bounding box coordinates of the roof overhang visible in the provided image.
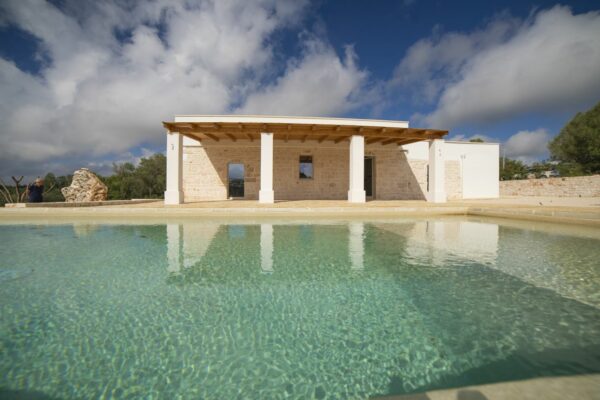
[163,115,448,146]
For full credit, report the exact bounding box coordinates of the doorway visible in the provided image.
[228,163,245,198]
[364,157,374,199]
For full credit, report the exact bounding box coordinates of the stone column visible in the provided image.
[260,223,274,273]
[164,132,183,205]
[427,139,446,203]
[259,132,274,203]
[348,135,366,203]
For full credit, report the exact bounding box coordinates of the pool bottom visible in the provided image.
[0,219,599,399]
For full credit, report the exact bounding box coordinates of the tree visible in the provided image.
[103,154,166,200]
[469,138,484,143]
[499,158,528,180]
[548,101,600,174]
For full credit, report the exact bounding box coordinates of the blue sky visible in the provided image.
[1,0,599,180]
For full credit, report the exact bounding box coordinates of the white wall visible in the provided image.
[403,141,499,199]
[445,142,499,199]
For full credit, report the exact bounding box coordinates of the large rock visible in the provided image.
[61,168,108,202]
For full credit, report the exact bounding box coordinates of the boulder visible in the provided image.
[61,168,108,202]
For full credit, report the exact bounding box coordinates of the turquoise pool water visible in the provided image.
[1,217,600,399]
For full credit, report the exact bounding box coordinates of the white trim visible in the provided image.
[174,114,409,128]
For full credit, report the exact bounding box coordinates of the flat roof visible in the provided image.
[164,115,448,146]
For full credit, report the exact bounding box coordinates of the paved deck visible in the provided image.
[1,197,599,226]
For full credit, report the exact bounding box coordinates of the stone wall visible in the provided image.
[182,140,461,201]
[500,175,600,197]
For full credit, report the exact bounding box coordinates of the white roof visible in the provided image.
[173,114,410,129]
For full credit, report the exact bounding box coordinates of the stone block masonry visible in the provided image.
[500,175,600,197]
[182,140,462,201]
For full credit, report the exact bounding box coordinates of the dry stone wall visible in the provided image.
[500,175,600,197]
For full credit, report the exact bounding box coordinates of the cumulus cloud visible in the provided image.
[239,40,368,115]
[398,6,600,128]
[503,128,550,163]
[0,0,370,179]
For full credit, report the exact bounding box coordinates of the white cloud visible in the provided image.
[393,14,519,104]
[399,6,600,128]
[450,133,496,143]
[503,128,550,163]
[239,40,368,116]
[0,0,370,179]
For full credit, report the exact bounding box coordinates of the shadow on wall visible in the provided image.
[399,150,427,201]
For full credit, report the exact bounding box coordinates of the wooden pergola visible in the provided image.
[163,115,450,205]
[163,119,447,146]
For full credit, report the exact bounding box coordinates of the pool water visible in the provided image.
[1,217,600,399]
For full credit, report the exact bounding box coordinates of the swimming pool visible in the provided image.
[1,217,599,398]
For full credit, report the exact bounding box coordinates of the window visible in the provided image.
[299,155,313,179]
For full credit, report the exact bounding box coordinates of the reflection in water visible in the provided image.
[2,219,600,399]
[166,224,181,274]
[349,222,364,270]
[260,224,273,273]
[374,220,499,266]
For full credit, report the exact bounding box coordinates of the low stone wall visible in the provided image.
[500,175,600,197]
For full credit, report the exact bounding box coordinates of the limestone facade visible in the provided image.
[182,140,463,201]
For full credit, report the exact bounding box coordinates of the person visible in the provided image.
[27,178,44,203]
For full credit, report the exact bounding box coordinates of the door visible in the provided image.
[228,163,245,198]
[364,157,374,198]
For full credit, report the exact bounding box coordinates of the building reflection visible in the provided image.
[260,224,273,273]
[348,222,365,270]
[165,221,370,275]
[372,219,499,267]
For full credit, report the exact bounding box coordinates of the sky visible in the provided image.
[1,0,599,181]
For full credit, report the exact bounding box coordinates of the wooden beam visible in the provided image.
[246,133,254,142]
[334,136,349,144]
[225,133,237,142]
[318,135,328,143]
[366,137,384,145]
[301,135,308,143]
[205,133,219,142]
[285,134,288,143]
[381,138,399,145]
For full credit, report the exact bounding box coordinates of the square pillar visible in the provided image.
[427,139,447,203]
[348,135,366,203]
[259,132,274,203]
[164,132,183,205]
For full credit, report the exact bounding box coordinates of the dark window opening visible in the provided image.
[299,156,313,179]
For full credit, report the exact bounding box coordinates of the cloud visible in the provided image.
[450,133,497,143]
[503,128,550,163]
[393,14,519,104]
[399,6,600,128]
[0,0,370,180]
[239,40,368,116]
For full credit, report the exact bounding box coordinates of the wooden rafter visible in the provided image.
[225,133,237,142]
[334,136,349,144]
[318,135,328,143]
[366,137,384,145]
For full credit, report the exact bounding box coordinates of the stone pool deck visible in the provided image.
[378,373,600,400]
[1,196,598,226]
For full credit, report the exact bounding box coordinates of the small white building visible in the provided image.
[163,115,499,204]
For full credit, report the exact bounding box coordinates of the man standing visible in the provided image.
[27,178,44,203]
